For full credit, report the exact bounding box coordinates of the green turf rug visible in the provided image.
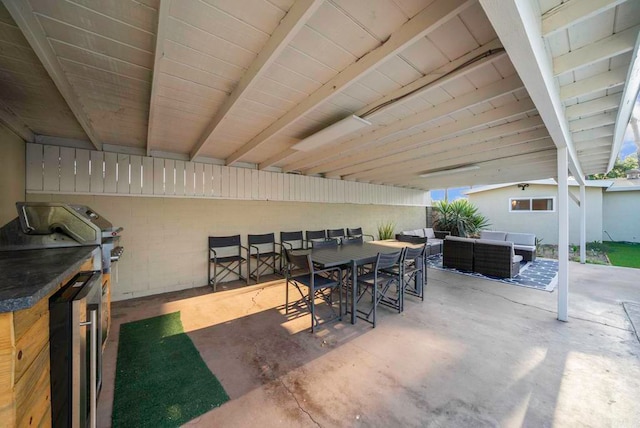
[112,312,229,427]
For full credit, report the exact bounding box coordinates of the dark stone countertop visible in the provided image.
[0,246,99,313]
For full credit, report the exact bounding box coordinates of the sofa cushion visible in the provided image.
[445,236,475,243]
[423,228,436,239]
[402,229,425,237]
[513,244,536,252]
[506,232,536,246]
[480,230,507,241]
[513,254,523,263]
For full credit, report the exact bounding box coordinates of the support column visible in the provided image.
[580,183,586,264]
[557,147,569,321]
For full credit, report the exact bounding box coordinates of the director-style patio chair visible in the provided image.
[306,230,326,248]
[327,228,345,244]
[208,235,247,291]
[247,233,281,284]
[284,250,342,333]
[347,227,374,241]
[280,231,305,271]
[311,238,339,249]
[355,249,404,327]
[399,245,427,309]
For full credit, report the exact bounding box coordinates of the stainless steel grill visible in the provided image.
[0,202,123,273]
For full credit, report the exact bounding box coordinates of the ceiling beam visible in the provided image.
[224,0,474,166]
[608,32,640,171]
[542,0,629,37]
[344,133,554,181]
[553,24,640,76]
[401,152,558,188]
[479,0,585,185]
[0,101,35,142]
[569,111,617,132]
[331,116,544,179]
[4,0,102,151]
[314,97,537,176]
[565,93,622,119]
[261,38,506,169]
[572,125,614,142]
[559,66,627,101]
[146,0,171,156]
[189,0,323,160]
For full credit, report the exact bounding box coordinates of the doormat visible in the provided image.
[112,312,229,428]
[426,254,558,292]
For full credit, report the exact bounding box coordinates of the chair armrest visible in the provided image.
[363,234,375,241]
[210,248,218,261]
[249,244,260,257]
[315,266,343,280]
[434,231,451,239]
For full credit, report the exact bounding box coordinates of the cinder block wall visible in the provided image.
[26,193,425,301]
[0,124,25,225]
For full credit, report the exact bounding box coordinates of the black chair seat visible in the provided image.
[211,255,246,264]
[249,251,278,258]
[289,273,340,289]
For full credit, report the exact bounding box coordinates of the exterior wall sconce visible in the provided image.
[517,183,529,191]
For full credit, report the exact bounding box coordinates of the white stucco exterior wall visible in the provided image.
[602,191,640,243]
[26,193,426,301]
[467,184,603,245]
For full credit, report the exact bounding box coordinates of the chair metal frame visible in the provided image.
[208,235,247,291]
[247,233,281,284]
[280,231,305,271]
[311,238,339,249]
[305,230,326,248]
[327,228,345,244]
[399,245,427,309]
[284,250,343,332]
[355,249,404,327]
[347,227,374,241]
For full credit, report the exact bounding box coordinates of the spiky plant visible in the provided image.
[377,221,395,240]
[433,199,490,237]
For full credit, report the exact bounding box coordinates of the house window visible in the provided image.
[510,197,554,212]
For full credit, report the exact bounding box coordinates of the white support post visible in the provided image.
[580,183,587,264]
[557,147,569,322]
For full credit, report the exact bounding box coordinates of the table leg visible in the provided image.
[351,260,357,324]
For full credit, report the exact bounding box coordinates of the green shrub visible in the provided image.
[433,199,490,237]
[377,221,395,240]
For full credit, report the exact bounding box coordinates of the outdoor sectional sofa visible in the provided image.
[442,236,523,278]
[396,228,451,255]
[479,231,537,261]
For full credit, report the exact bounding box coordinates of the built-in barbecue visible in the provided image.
[0,202,123,273]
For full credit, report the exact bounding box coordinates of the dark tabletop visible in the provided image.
[310,242,406,268]
[0,246,98,313]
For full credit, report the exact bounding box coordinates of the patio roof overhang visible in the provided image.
[1,0,638,191]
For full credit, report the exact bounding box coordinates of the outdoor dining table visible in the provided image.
[305,240,426,324]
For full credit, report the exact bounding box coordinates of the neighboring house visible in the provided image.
[466,173,640,245]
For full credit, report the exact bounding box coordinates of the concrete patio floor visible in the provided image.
[98,262,640,427]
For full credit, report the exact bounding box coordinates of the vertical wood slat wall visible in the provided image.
[25,143,429,206]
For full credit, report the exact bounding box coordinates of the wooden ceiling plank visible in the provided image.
[275,42,508,171]
[0,100,35,142]
[224,0,475,166]
[568,111,617,132]
[542,0,629,37]
[309,97,537,176]
[364,138,554,184]
[330,116,548,176]
[188,0,323,160]
[553,24,640,76]
[285,71,524,173]
[559,66,627,100]
[480,0,585,184]
[565,92,622,119]
[4,0,102,150]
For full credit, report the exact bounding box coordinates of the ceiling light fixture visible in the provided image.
[419,165,480,178]
[291,115,371,152]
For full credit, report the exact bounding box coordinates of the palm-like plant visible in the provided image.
[433,199,490,237]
